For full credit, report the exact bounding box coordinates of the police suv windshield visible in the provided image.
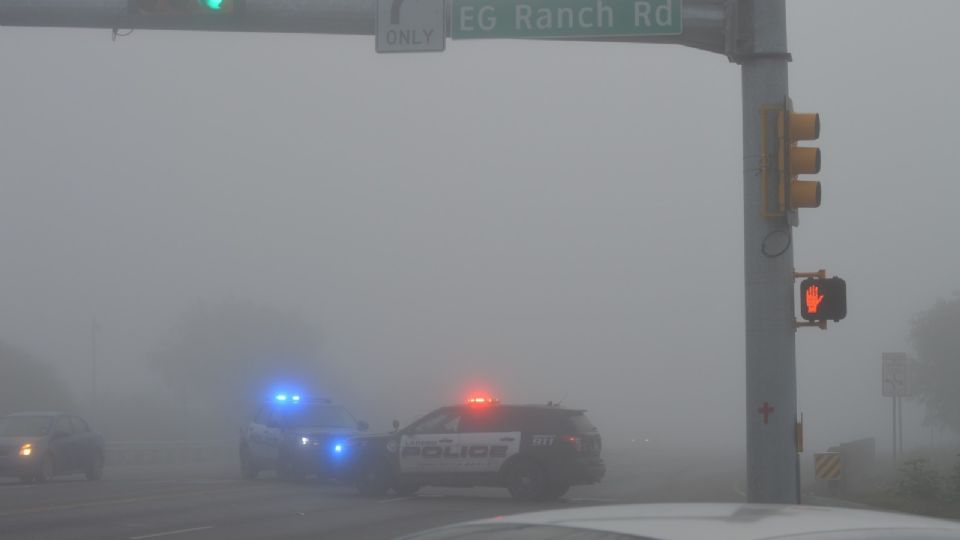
[0,415,54,437]
[276,404,355,429]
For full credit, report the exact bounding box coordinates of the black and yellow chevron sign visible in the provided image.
[814,452,842,480]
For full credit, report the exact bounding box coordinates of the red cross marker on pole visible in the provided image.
[758,402,775,424]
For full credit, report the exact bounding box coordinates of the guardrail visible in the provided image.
[105,440,236,467]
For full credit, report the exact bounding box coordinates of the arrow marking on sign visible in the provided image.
[390,0,406,24]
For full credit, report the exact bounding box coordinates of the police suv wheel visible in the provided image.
[506,460,548,501]
[356,460,391,496]
[543,481,570,500]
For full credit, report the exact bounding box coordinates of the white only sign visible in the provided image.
[376,0,446,53]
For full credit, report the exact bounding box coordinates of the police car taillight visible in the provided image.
[561,435,583,452]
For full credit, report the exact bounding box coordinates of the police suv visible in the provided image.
[347,397,605,500]
[239,394,368,481]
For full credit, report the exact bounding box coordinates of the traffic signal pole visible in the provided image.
[1,0,803,504]
[740,0,799,503]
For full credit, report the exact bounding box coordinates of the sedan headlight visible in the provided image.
[19,443,32,457]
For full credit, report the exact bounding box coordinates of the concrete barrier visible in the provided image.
[810,438,876,496]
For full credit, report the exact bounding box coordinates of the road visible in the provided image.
[0,447,745,540]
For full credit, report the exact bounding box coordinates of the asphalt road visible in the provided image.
[0,447,745,540]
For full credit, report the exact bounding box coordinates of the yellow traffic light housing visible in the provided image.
[760,98,823,223]
[779,106,821,212]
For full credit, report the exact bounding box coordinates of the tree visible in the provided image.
[912,293,960,433]
[0,342,77,415]
[148,299,334,436]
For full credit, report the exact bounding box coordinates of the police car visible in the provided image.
[238,394,368,481]
[346,396,605,500]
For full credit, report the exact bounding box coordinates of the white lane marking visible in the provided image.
[129,525,214,539]
[567,497,621,503]
[378,496,415,503]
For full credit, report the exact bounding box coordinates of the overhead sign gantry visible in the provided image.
[452,0,682,40]
[0,0,841,506]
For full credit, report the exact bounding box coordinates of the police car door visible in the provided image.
[258,406,284,464]
[398,409,462,474]
[245,406,267,462]
[457,408,521,474]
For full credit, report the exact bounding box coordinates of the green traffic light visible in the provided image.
[203,0,223,10]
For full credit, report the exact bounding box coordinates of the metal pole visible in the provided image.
[898,396,903,455]
[742,0,798,503]
[892,396,897,463]
[91,319,98,423]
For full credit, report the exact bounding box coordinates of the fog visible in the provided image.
[1,0,958,463]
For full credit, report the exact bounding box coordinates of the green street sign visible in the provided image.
[452,0,682,39]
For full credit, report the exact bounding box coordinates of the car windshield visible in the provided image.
[0,415,54,437]
[278,404,355,429]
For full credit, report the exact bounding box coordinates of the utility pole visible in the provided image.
[91,318,98,424]
[898,396,903,455]
[893,396,897,462]
[740,0,799,503]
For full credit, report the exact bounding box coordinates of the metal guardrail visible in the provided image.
[104,440,236,467]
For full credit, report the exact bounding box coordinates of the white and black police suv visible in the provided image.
[346,396,604,500]
[239,393,368,481]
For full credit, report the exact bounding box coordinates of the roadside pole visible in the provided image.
[91,318,98,424]
[741,0,798,503]
[898,396,903,455]
[893,396,897,462]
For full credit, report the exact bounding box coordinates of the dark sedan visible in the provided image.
[0,412,105,483]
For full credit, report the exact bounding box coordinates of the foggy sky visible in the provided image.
[1,0,958,455]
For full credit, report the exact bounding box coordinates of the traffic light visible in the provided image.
[799,277,846,322]
[778,99,822,215]
[130,0,237,15]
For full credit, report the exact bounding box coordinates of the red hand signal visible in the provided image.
[805,285,824,314]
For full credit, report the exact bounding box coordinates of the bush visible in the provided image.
[895,458,942,500]
[945,456,960,503]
